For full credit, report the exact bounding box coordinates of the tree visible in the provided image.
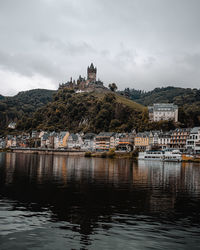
[109,83,118,92]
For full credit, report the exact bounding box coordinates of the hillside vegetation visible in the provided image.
[120,86,200,127]
[0,89,56,133]
[92,92,145,112]
[16,88,175,133]
[0,95,4,100]
[16,89,147,133]
[1,86,190,134]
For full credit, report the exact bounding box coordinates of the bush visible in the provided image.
[107,148,115,158]
[130,148,139,159]
[100,152,107,158]
[85,152,92,157]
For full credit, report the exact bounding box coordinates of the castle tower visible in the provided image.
[87,63,97,82]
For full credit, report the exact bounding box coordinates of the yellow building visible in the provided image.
[95,132,115,151]
[134,132,150,150]
[56,131,69,148]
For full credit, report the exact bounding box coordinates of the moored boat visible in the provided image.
[138,149,182,162]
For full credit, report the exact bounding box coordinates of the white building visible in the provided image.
[82,133,96,151]
[67,133,83,149]
[158,132,171,149]
[148,103,178,122]
[186,127,200,153]
[0,138,6,148]
[8,122,16,129]
[149,131,160,146]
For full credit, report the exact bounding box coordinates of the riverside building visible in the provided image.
[148,103,178,122]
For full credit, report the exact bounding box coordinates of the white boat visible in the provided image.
[138,149,182,162]
[163,149,182,162]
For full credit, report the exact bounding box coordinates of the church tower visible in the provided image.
[87,63,97,82]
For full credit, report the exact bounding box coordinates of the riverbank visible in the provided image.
[7,148,137,159]
[182,154,200,163]
[2,148,200,162]
[11,148,85,157]
[0,148,11,152]
[85,151,138,159]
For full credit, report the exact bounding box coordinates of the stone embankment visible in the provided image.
[11,148,85,156]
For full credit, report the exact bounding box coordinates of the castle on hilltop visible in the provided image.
[87,63,97,82]
[59,63,105,91]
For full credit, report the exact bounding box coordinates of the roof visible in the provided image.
[60,131,68,138]
[136,132,150,138]
[42,133,50,140]
[190,127,200,134]
[69,133,78,140]
[149,103,178,111]
[83,133,96,139]
[8,122,16,125]
[159,132,172,138]
[97,132,115,137]
[173,128,191,133]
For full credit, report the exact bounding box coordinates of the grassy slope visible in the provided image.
[91,91,146,112]
[21,88,147,133]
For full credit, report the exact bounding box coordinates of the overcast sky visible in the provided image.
[0,0,200,95]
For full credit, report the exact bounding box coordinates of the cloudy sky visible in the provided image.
[0,0,200,95]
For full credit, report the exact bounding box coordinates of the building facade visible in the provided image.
[134,132,150,150]
[186,127,200,153]
[95,132,115,151]
[158,132,171,149]
[148,103,178,122]
[170,128,191,149]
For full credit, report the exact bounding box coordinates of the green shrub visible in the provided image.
[85,152,92,157]
[107,148,115,158]
[130,148,139,158]
[100,152,107,158]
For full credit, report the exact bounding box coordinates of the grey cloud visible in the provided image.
[0,0,200,95]
[36,34,96,56]
[0,50,63,79]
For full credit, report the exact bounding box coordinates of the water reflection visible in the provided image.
[0,153,200,249]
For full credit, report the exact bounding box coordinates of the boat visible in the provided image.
[138,149,182,162]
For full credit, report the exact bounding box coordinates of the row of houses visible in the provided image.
[0,131,135,152]
[1,127,200,154]
[134,128,200,154]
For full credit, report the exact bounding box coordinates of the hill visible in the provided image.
[17,88,153,133]
[119,86,200,127]
[0,89,56,133]
[0,95,4,100]
[1,86,187,134]
[92,91,145,112]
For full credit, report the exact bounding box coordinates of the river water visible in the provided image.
[0,152,200,250]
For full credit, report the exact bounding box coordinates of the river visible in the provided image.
[0,152,200,249]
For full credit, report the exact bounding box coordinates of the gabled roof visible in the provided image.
[136,132,150,138]
[191,127,200,134]
[42,133,50,140]
[60,131,68,138]
[97,132,115,137]
[69,133,78,140]
[83,133,96,139]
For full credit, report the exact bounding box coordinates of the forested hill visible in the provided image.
[0,89,56,133]
[2,85,199,134]
[0,95,4,100]
[119,86,200,127]
[17,89,151,133]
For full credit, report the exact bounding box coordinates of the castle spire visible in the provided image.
[87,63,97,82]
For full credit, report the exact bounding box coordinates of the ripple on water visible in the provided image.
[0,154,200,249]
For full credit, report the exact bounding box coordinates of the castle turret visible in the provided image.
[87,63,97,82]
